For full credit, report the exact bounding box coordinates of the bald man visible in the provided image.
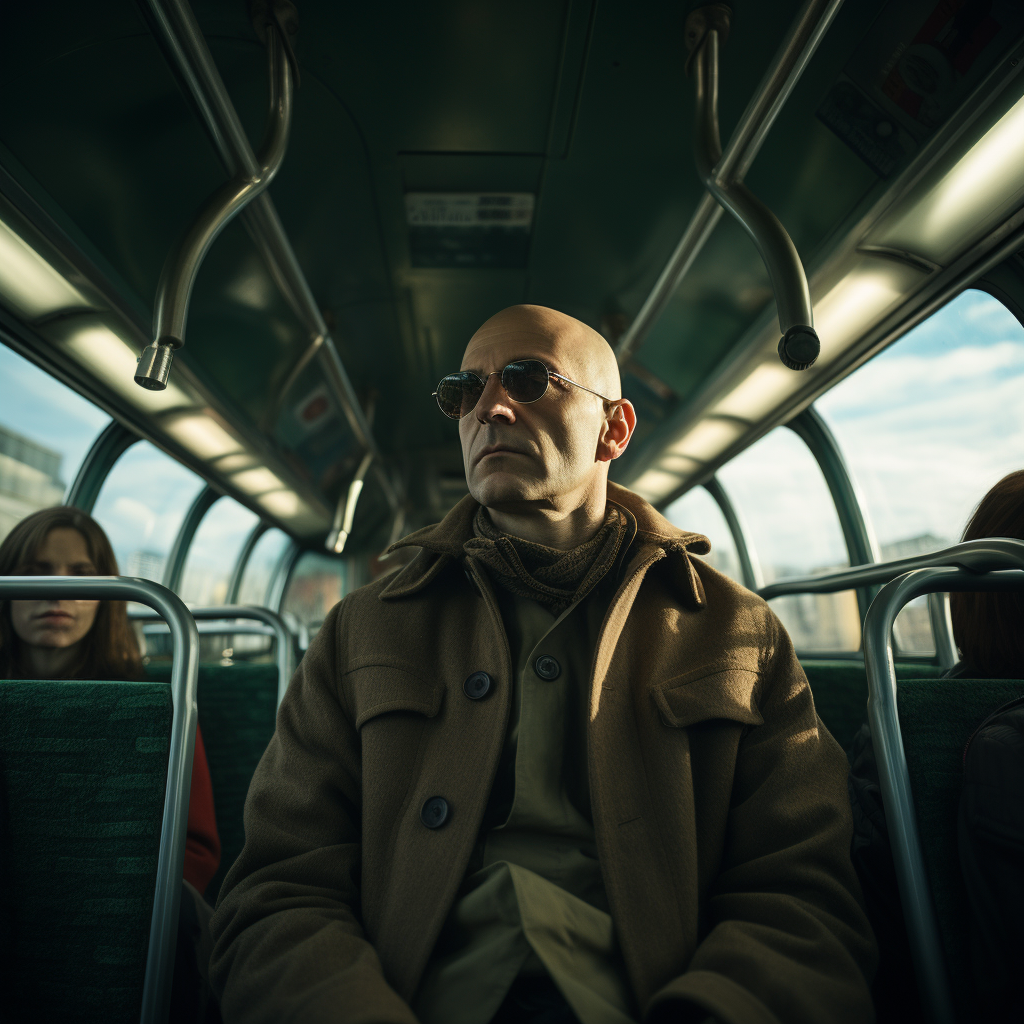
[209,306,876,1024]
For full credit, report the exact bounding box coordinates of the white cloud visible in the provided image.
[819,341,1024,419]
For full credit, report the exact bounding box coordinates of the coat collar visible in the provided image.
[379,483,710,608]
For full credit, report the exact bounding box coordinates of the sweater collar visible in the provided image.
[379,481,710,607]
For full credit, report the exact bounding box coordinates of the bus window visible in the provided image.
[816,289,1024,654]
[237,527,291,606]
[281,551,346,640]
[0,342,110,543]
[663,484,742,583]
[91,441,205,582]
[717,427,859,653]
[179,496,260,606]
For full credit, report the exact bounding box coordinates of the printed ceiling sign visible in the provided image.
[405,193,535,269]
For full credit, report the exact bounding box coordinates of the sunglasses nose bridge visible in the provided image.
[476,370,514,418]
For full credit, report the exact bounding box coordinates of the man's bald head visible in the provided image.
[455,304,635,533]
[462,305,622,401]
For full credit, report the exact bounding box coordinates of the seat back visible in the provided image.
[148,661,278,900]
[898,677,1024,1020]
[0,680,172,1023]
[800,658,943,749]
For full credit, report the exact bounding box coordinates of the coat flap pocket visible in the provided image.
[653,666,763,728]
[345,663,443,729]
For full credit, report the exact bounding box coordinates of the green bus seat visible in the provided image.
[0,680,172,1024]
[800,658,943,750]
[897,677,1024,1021]
[147,661,278,901]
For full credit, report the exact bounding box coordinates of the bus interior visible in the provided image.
[1,0,1023,1021]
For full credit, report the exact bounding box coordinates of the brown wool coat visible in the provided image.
[209,484,876,1024]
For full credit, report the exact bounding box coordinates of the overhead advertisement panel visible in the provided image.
[817,0,1024,178]
[405,192,534,269]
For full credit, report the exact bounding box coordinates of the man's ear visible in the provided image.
[596,400,636,462]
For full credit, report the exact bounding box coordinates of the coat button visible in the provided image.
[421,796,449,829]
[464,671,493,700]
[534,655,561,680]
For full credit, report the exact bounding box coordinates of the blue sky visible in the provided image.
[818,289,1024,550]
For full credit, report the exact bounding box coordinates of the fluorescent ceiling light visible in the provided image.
[213,452,260,473]
[873,92,1024,263]
[671,418,746,461]
[60,324,192,412]
[0,220,90,318]
[258,489,302,517]
[164,412,243,460]
[812,262,920,360]
[658,452,703,474]
[711,362,799,421]
[232,467,286,495]
[633,468,687,502]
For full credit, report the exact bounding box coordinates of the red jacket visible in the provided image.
[184,724,220,895]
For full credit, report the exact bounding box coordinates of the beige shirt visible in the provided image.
[413,577,638,1024]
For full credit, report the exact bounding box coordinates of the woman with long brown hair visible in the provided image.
[0,506,221,897]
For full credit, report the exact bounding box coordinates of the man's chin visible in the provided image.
[467,470,544,510]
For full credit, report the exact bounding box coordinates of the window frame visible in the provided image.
[65,421,137,512]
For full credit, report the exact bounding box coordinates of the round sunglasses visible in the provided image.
[433,358,613,420]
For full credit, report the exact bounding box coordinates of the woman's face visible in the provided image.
[10,527,100,650]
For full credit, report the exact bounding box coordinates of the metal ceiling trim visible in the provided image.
[616,0,845,363]
[623,32,1024,502]
[137,0,400,514]
[641,206,1024,506]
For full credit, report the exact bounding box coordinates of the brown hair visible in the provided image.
[0,506,143,681]
[949,470,1024,677]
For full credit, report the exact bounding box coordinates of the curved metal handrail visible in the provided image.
[757,537,1024,601]
[131,603,294,705]
[135,22,293,390]
[863,552,1024,1024]
[690,25,819,370]
[0,575,200,1024]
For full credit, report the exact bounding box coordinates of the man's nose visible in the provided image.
[475,373,516,424]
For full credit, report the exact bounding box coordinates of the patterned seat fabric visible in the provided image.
[147,661,279,901]
[0,680,172,1024]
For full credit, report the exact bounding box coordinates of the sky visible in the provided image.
[89,440,206,576]
[818,289,1024,550]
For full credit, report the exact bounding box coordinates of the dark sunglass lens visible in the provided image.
[436,374,483,419]
[502,360,549,404]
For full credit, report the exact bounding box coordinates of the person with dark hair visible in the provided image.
[0,505,221,895]
[949,469,1024,1023]
[848,468,1024,1022]
[949,468,1024,677]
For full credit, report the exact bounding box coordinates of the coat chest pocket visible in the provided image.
[344,663,444,729]
[652,665,763,729]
